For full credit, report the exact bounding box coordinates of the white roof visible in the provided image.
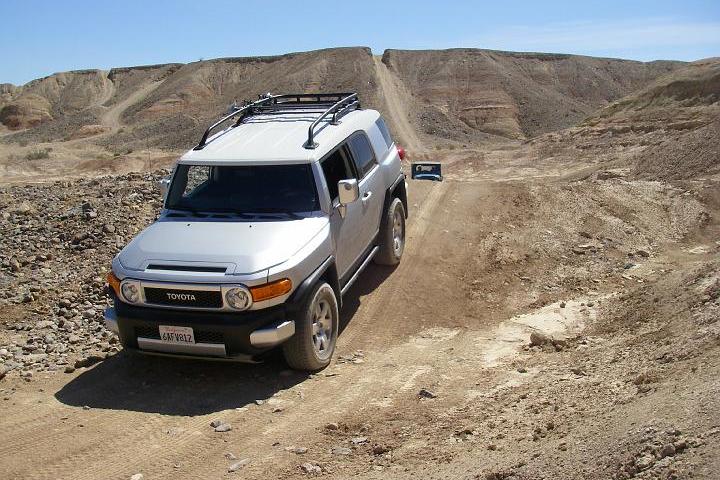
[179,109,380,165]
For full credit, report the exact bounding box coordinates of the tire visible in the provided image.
[374,197,406,265]
[282,282,339,371]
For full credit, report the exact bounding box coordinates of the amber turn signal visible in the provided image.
[250,278,292,302]
[107,271,121,296]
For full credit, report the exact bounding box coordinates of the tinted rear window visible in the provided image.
[348,133,377,178]
[375,117,394,148]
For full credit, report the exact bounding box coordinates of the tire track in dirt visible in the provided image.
[100,80,163,131]
[337,179,450,351]
[374,56,424,152]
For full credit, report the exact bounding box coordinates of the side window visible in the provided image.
[320,146,355,201]
[348,133,377,179]
[375,117,394,148]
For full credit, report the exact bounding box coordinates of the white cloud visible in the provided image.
[467,18,720,59]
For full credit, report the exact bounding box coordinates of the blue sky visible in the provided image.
[1,0,718,85]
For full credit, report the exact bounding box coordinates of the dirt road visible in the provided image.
[373,56,424,152]
[1,149,718,479]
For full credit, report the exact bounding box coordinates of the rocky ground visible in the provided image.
[0,171,166,378]
[0,150,718,479]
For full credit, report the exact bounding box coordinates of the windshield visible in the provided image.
[166,164,319,213]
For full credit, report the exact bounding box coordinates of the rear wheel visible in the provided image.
[375,197,405,265]
[282,282,338,371]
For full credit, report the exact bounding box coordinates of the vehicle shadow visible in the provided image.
[338,263,396,335]
[55,263,395,416]
[54,350,308,416]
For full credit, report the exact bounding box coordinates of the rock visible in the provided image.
[418,388,437,399]
[227,458,250,472]
[210,419,223,428]
[36,320,54,329]
[214,423,232,432]
[285,446,308,454]
[272,407,284,413]
[331,446,352,455]
[130,474,144,480]
[517,367,528,373]
[372,444,390,455]
[636,249,651,258]
[351,436,368,445]
[530,332,553,347]
[324,422,339,431]
[635,454,655,471]
[74,354,103,369]
[301,462,322,475]
[102,224,116,234]
[559,302,566,308]
[658,443,676,458]
[64,366,76,374]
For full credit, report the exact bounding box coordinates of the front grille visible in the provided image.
[146,264,227,273]
[143,287,222,308]
[135,325,160,339]
[134,326,225,344]
[196,331,224,344]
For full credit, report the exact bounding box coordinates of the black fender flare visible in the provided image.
[383,172,408,219]
[286,255,341,312]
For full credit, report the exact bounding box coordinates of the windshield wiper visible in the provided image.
[244,209,302,219]
[167,207,252,218]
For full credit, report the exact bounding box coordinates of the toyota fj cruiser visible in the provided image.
[104,93,408,371]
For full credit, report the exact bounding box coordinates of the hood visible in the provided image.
[118,216,328,274]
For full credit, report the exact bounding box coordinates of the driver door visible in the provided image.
[321,144,365,280]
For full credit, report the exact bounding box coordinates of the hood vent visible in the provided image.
[146,264,228,273]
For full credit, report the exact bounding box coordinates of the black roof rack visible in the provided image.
[193,92,360,151]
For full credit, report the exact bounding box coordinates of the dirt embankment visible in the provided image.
[1,47,684,155]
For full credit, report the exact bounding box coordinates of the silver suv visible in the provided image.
[104,93,408,371]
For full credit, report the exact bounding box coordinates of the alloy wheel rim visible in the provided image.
[311,298,333,357]
[392,208,404,256]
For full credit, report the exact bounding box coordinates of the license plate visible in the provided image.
[158,325,195,344]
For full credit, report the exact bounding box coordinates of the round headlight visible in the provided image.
[225,287,252,310]
[121,282,140,303]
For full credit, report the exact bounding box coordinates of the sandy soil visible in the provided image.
[0,148,718,479]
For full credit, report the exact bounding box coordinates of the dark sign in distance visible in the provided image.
[411,162,443,181]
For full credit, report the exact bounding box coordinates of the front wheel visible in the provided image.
[282,282,339,371]
[375,197,406,265]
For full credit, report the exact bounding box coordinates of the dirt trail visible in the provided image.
[99,80,162,131]
[373,56,424,152]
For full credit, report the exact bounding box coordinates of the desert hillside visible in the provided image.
[0,47,684,153]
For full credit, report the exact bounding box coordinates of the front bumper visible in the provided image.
[106,299,296,361]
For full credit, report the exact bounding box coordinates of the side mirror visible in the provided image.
[158,176,171,199]
[337,179,359,218]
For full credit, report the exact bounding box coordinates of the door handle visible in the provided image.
[362,191,373,202]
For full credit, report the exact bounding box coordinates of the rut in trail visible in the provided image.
[373,55,424,152]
